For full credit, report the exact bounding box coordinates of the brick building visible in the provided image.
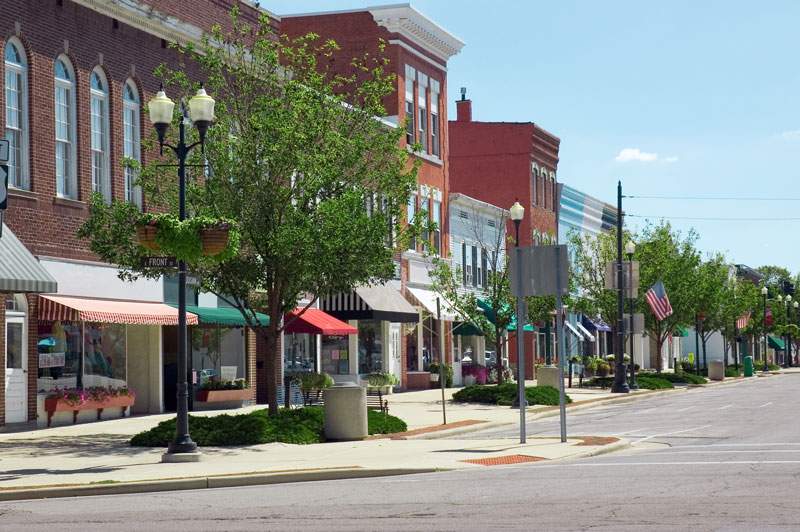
[448,92,561,378]
[282,4,464,389]
[0,0,273,427]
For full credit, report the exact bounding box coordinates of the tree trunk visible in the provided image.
[655,335,664,373]
[495,332,505,385]
[701,336,708,370]
[260,323,280,416]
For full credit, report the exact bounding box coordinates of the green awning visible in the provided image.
[675,327,689,337]
[477,299,535,332]
[453,321,483,336]
[170,305,269,327]
[768,335,785,350]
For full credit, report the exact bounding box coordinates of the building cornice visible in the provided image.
[369,4,464,63]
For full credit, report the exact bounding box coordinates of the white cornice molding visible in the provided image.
[369,4,464,63]
[70,0,206,46]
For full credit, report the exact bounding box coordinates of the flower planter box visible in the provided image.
[196,388,250,403]
[44,395,135,427]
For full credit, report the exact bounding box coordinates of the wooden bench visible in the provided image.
[304,389,389,415]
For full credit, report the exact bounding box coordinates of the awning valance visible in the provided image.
[40,295,198,325]
[285,308,356,335]
[321,284,419,323]
[768,335,785,350]
[565,321,583,339]
[583,316,612,332]
[179,305,269,327]
[576,321,596,342]
[406,287,457,321]
[0,224,58,293]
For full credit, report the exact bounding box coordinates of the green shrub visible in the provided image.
[655,372,707,385]
[725,366,743,378]
[452,384,570,406]
[427,363,453,387]
[636,375,674,390]
[583,376,614,388]
[368,409,408,435]
[366,372,399,388]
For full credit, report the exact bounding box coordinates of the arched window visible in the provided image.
[531,163,539,207]
[54,56,77,198]
[90,68,110,202]
[122,80,141,207]
[4,39,29,190]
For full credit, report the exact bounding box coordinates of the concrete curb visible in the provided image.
[0,467,443,502]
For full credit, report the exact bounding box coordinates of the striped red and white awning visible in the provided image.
[38,295,198,325]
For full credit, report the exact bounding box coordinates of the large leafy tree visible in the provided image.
[79,10,417,415]
[634,222,700,372]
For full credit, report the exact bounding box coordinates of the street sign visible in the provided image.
[0,164,8,210]
[510,244,569,297]
[604,260,639,297]
[141,256,177,268]
[0,139,8,162]
[624,313,645,334]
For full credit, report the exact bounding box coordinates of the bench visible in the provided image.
[303,389,389,415]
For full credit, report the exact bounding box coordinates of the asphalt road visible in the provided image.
[3,374,800,532]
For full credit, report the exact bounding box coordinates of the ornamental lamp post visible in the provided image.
[509,200,527,444]
[625,241,637,390]
[148,85,215,461]
[761,286,769,373]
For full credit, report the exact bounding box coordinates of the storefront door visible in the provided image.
[5,314,27,423]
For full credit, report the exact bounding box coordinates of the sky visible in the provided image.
[267,0,800,271]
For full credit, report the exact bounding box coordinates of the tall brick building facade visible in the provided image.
[0,0,272,427]
[282,5,464,389]
[449,94,561,378]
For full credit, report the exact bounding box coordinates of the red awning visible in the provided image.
[284,308,357,335]
[39,295,199,325]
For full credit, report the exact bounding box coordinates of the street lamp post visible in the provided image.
[791,300,798,367]
[148,85,215,459]
[509,200,526,444]
[761,286,769,373]
[611,181,629,393]
[625,241,637,390]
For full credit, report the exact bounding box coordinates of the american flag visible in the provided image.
[736,312,751,330]
[645,280,673,321]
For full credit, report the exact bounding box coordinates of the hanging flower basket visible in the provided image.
[136,221,160,251]
[200,222,231,256]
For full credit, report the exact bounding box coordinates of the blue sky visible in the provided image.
[269,0,800,271]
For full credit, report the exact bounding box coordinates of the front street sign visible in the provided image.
[142,256,178,268]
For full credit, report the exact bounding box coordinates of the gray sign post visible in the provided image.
[511,244,570,443]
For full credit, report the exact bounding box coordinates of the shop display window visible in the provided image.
[358,320,383,374]
[320,335,349,375]
[192,326,245,384]
[284,333,317,373]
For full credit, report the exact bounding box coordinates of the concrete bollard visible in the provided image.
[708,360,724,381]
[323,382,368,441]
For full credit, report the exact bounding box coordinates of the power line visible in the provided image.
[628,214,800,221]
[625,194,800,201]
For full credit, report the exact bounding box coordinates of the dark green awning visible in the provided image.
[768,335,785,350]
[170,305,269,327]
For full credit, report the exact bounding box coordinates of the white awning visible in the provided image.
[576,321,596,342]
[565,321,583,340]
[406,287,458,321]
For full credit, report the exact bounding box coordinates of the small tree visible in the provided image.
[79,10,417,416]
[692,254,730,369]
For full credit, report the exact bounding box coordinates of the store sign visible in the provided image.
[39,352,66,368]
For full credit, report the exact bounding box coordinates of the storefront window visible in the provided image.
[191,326,245,385]
[284,333,317,373]
[83,323,126,388]
[406,324,418,372]
[320,335,349,375]
[38,321,82,392]
[422,316,440,370]
[358,320,383,374]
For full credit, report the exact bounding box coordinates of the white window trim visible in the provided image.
[90,68,112,203]
[4,38,29,190]
[54,56,78,199]
[123,80,142,208]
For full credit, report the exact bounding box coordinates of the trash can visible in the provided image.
[323,382,368,441]
[708,360,724,381]
[744,356,754,377]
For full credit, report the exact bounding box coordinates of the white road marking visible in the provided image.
[716,404,733,410]
[758,402,773,408]
[631,425,712,446]
[670,443,800,448]
[651,449,800,455]
[676,406,695,412]
[536,460,800,468]
[615,427,651,436]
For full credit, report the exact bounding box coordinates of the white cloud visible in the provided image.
[780,130,800,141]
[614,147,677,163]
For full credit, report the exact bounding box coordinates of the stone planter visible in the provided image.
[464,375,476,386]
[44,395,135,427]
[200,224,230,256]
[430,373,440,382]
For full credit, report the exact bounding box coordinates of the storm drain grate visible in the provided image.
[461,454,547,466]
